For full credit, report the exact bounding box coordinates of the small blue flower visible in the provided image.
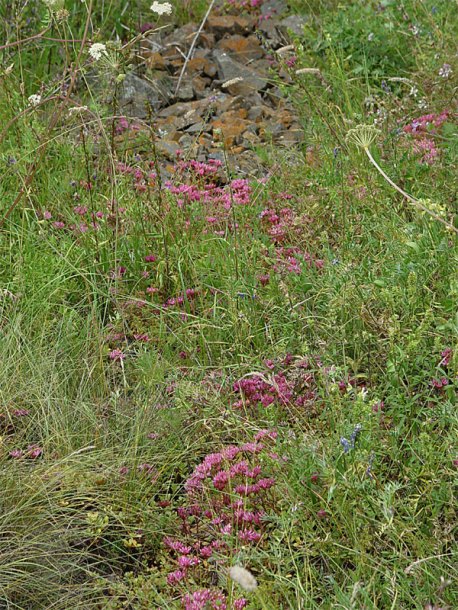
[340,424,362,454]
[350,423,362,446]
[340,437,351,454]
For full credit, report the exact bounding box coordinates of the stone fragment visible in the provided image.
[213,50,268,93]
[257,18,282,48]
[141,31,164,54]
[186,57,218,78]
[155,139,181,160]
[163,23,198,50]
[175,78,195,101]
[260,0,288,18]
[118,73,173,117]
[277,15,308,38]
[247,105,275,121]
[157,99,206,118]
[216,35,264,61]
[212,112,251,147]
[186,122,208,134]
[207,15,256,37]
[276,126,304,145]
[242,130,261,147]
[192,75,211,98]
[144,52,167,71]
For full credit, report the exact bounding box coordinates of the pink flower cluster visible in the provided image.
[412,138,439,165]
[233,355,318,410]
[115,116,141,135]
[185,442,266,493]
[117,161,155,193]
[274,246,324,275]
[403,111,449,135]
[440,347,452,367]
[167,176,251,213]
[181,588,247,610]
[258,194,323,275]
[260,203,312,245]
[430,348,454,390]
[431,377,448,390]
[9,444,43,459]
[403,111,450,165]
[163,288,199,308]
[163,434,280,599]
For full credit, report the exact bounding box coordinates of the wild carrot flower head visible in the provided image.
[88,43,108,61]
[150,1,173,15]
[28,94,42,106]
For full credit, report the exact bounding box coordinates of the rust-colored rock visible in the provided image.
[187,57,217,78]
[212,113,251,147]
[207,15,256,37]
[216,35,264,61]
[113,3,306,176]
[192,75,211,98]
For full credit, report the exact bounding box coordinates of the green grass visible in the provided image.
[0,0,457,608]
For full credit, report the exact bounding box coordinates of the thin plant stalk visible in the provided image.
[364,146,458,234]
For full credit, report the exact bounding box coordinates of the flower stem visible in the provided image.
[364,147,457,234]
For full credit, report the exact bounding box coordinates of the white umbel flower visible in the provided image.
[88,43,107,61]
[229,566,258,592]
[28,94,42,106]
[150,1,173,15]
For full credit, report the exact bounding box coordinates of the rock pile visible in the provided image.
[116,0,307,175]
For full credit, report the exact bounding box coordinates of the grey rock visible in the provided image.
[257,19,282,48]
[186,122,207,133]
[118,73,173,117]
[261,0,288,17]
[155,139,181,160]
[277,15,308,38]
[142,32,164,53]
[158,100,204,119]
[213,50,268,92]
[175,79,195,102]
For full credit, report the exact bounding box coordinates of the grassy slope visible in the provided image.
[0,1,456,608]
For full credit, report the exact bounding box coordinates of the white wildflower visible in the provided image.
[68,105,88,115]
[438,63,452,78]
[409,86,418,97]
[150,1,173,15]
[229,566,258,592]
[28,94,42,106]
[359,387,369,401]
[221,77,244,89]
[417,98,427,109]
[88,43,107,61]
[367,32,375,42]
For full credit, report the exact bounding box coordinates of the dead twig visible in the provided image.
[174,0,216,97]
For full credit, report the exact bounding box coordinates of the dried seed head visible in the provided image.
[345,124,380,149]
[229,566,258,592]
[222,77,244,89]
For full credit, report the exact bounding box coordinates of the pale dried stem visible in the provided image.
[174,0,216,96]
[364,147,458,234]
